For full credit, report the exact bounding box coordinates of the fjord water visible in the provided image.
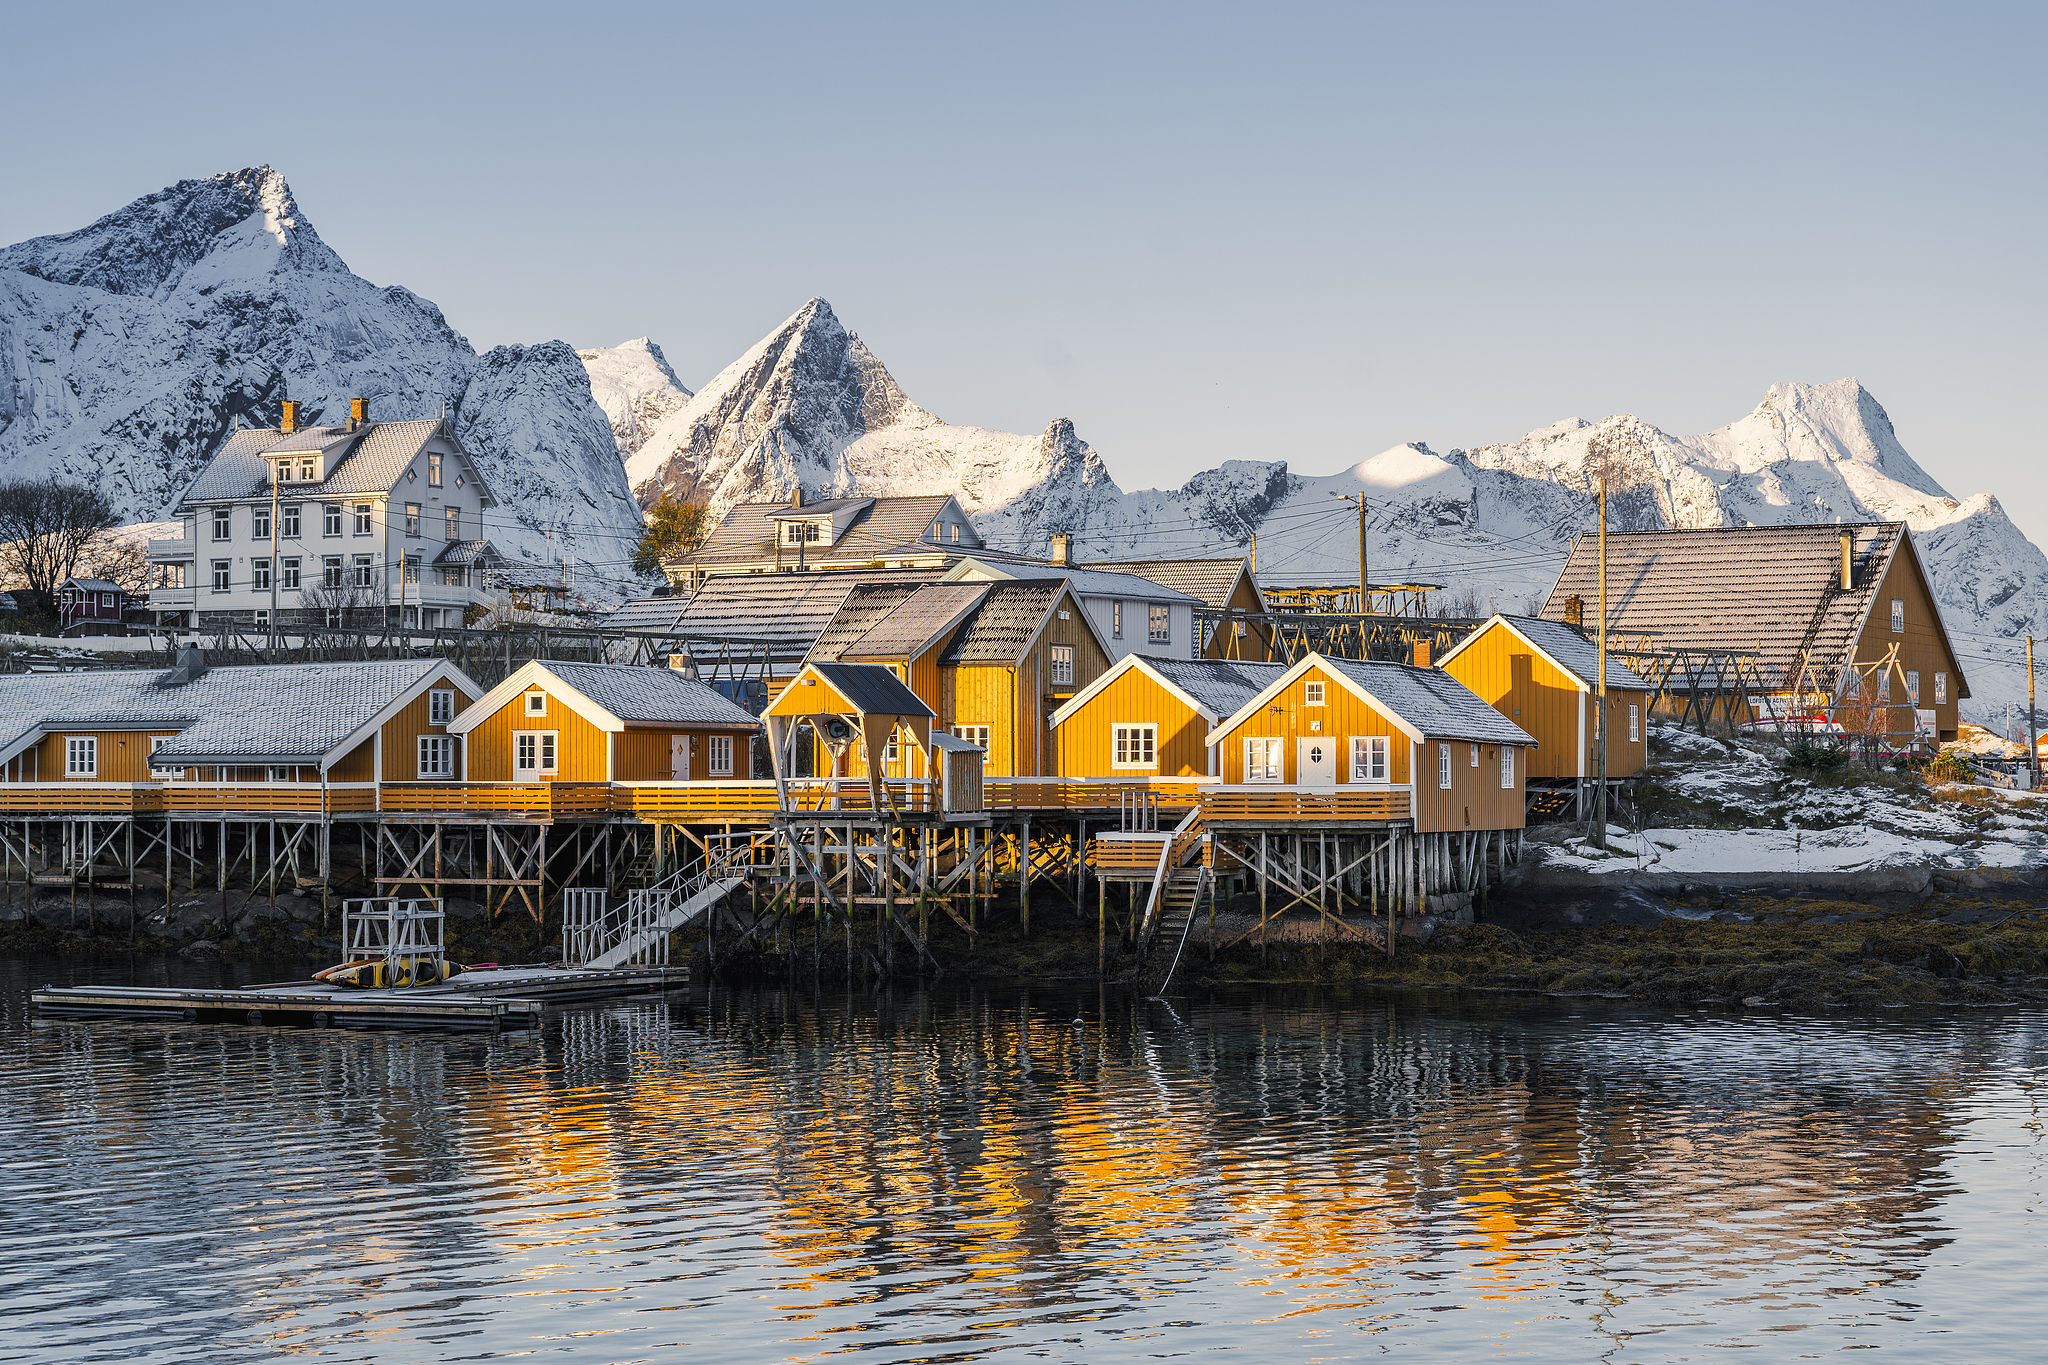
[3,957,2043,1364]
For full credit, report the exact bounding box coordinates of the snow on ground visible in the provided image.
[1532,724,2048,877]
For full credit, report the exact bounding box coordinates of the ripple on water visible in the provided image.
[0,958,2044,1364]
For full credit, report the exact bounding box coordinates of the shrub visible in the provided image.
[1923,750,1973,785]
[1782,741,1849,775]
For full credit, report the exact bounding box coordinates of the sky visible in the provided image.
[4,2,2044,538]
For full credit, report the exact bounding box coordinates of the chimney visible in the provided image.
[350,397,370,431]
[161,642,208,688]
[1051,532,1070,566]
[791,487,804,509]
[280,400,298,434]
[1839,530,1854,590]
[1564,594,1584,629]
[667,648,700,679]
[1412,638,1432,668]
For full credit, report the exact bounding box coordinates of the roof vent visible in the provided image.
[161,642,208,688]
[1840,529,1854,590]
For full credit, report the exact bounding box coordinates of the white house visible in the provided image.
[146,399,502,630]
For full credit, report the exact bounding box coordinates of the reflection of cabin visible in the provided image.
[1545,523,1968,744]
[1205,652,1534,833]
[1436,614,1651,798]
[806,578,1110,776]
[1050,655,1284,777]
[446,660,761,781]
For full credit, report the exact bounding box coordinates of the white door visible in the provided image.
[1297,737,1336,787]
[671,735,690,780]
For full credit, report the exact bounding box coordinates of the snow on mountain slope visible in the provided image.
[0,166,642,590]
[635,298,2044,724]
[577,337,691,461]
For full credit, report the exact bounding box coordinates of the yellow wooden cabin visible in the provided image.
[1204,652,1536,833]
[806,578,1111,778]
[445,660,761,783]
[1434,614,1651,783]
[1050,655,1285,778]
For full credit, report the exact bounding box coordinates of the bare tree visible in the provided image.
[77,532,150,595]
[298,578,384,628]
[0,479,120,607]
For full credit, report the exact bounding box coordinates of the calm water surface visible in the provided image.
[1,954,2044,1363]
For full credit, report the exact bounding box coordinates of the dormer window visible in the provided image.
[781,521,823,546]
[299,458,315,482]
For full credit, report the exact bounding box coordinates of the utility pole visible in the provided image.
[1590,476,1609,848]
[2015,638,2031,789]
[1331,492,1370,615]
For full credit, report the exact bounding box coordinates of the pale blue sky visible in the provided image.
[5,2,2043,536]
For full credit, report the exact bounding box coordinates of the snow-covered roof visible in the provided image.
[1438,614,1653,691]
[1209,652,1536,748]
[60,578,124,593]
[605,596,687,632]
[1082,558,1260,609]
[1051,654,1285,728]
[538,662,759,728]
[0,658,462,767]
[178,420,498,508]
[940,581,1072,663]
[432,539,499,567]
[942,558,1201,605]
[683,495,973,568]
[671,568,950,672]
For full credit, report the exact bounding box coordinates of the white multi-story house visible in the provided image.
[147,400,504,630]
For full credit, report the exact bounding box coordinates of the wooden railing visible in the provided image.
[0,782,381,816]
[380,782,611,817]
[1092,833,1172,876]
[988,778,1213,810]
[1201,788,1412,822]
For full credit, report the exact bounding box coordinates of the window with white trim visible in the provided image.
[418,735,454,778]
[1878,671,1891,702]
[267,766,293,782]
[65,736,96,778]
[1245,736,1284,782]
[1906,670,1920,706]
[1438,744,1452,789]
[708,734,734,776]
[252,558,271,591]
[280,504,300,538]
[1351,735,1388,782]
[1891,599,1905,632]
[323,555,343,588]
[1629,703,1640,742]
[514,731,558,774]
[323,504,342,537]
[1051,645,1074,685]
[1148,604,1170,644]
[1113,724,1157,769]
[149,736,177,780]
[524,690,547,716]
[1501,745,1515,788]
[281,557,300,590]
[353,503,373,535]
[1470,743,1479,767]
[212,509,231,541]
[212,559,230,592]
[1935,672,1948,704]
[953,725,989,750]
[252,507,271,540]
[1305,681,1325,706]
[428,689,454,725]
[1112,601,1123,639]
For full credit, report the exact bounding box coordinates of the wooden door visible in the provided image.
[671,735,690,780]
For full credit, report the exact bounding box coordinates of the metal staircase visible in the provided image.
[564,834,753,969]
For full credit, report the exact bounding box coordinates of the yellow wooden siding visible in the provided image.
[1054,670,1211,777]
[1438,623,1646,779]
[1012,592,1109,776]
[330,738,374,782]
[464,688,609,781]
[9,731,184,782]
[1854,545,1964,738]
[380,680,477,781]
[1212,664,1411,785]
[952,664,1016,775]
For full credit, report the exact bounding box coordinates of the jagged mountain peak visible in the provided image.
[577,337,692,462]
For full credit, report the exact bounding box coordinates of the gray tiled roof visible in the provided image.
[1539,523,1963,695]
[1466,615,1653,691]
[1143,658,1287,719]
[178,420,497,508]
[541,662,760,727]
[949,559,1200,605]
[61,578,124,593]
[1319,658,1537,747]
[0,659,450,766]
[941,580,1065,663]
[806,584,925,662]
[841,583,992,662]
[1084,558,1257,608]
[686,495,969,567]
[604,597,688,632]
[808,663,935,718]
[671,568,948,673]
[432,539,499,567]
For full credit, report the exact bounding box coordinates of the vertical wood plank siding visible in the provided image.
[380,682,476,781]
[1055,670,1212,777]
[11,731,183,782]
[1438,622,1647,779]
[1856,544,1962,738]
[464,688,610,781]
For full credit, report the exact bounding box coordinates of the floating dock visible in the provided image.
[32,964,688,1032]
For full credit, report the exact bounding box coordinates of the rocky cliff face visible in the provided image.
[577,337,691,462]
[0,167,642,584]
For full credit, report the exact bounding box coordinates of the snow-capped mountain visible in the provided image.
[0,167,642,585]
[577,337,691,462]
[628,299,2044,725]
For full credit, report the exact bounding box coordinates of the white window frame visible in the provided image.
[101,592,116,609]
[1470,743,1479,767]
[417,735,454,779]
[267,765,294,782]
[212,509,232,541]
[524,690,547,716]
[1112,601,1123,639]
[1112,724,1158,770]
[1351,735,1389,782]
[708,734,734,777]
[428,688,455,725]
[251,558,271,591]
[64,736,96,778]
[148,735,177,780]
[1878,671,1892,702]
[1501,745,1515,788]
[428,452,443,487]
[211,559,230,592]
[1905,670,1920,706]
[1629,703,1640,742]
[1935,672,1948,705]
[252,507,271,541]
[281,557,300,591]
[1148,604,1170,644]
[404,503,421,538]
[1438,743,1452,789]
[1051,645,1074,686]
[953,725,989,751]
[513,730,559,775]
[1305,681,1325,706]
[1891,599,1905,633]
[445,506,461,541]
[280,504,300,538]
[352,554,373,587]
[323,503,342,537]
[1244,736,1284,783]
[353,503,373,535]
[323,556,343,588]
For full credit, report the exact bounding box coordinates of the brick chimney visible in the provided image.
[791,486,804,509]
[1840,529,1854,590]
[1564,594,1584,629]
[350,397,370,431]
[280,400,298,434]
[1412,638,1432,667]
[1051,532,1070,566]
